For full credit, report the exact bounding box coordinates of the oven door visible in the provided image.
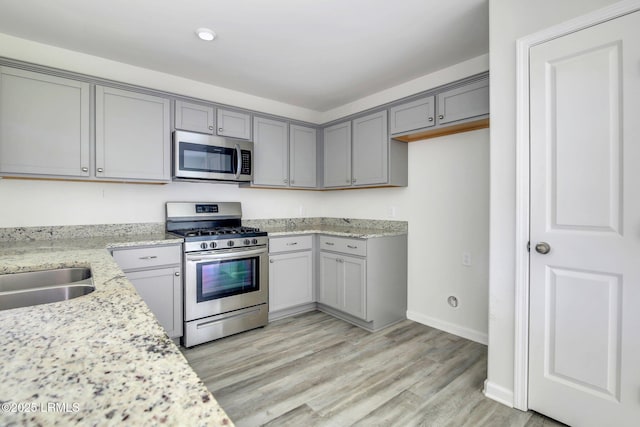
[184,246,268,321]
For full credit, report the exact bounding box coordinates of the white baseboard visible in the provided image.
[483,379,515,408]
[406,310,488,345]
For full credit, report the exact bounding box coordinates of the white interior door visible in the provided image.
[529,11,640,427]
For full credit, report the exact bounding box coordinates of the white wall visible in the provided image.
[487,0,620,406]
[0,33,490,344]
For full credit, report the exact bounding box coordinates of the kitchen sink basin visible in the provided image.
[0,267,94,311]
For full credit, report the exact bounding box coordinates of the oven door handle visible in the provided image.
[186,247,266,262]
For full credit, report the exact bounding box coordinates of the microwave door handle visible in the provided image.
[234,144,241,179]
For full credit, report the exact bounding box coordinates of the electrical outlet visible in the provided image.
[462,251,472,266]
[388,206,397,218]
[298,205,305,216]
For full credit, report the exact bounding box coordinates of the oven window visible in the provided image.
[180,142,235,174]
[196,257,259,302]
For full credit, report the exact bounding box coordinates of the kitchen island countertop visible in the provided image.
[0,233,233,426]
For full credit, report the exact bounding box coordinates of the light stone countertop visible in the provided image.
[0,234,233,426]
[262,225,407,238]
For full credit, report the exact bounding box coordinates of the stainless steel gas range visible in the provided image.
[166,202,268,347]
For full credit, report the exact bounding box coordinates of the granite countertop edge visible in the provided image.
[0,233,233,426]
[264,226,407,238]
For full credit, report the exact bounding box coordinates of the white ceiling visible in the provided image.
[0,0,489,112]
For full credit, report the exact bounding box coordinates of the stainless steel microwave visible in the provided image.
[173,131,253,182]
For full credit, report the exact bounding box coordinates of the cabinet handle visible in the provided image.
[337,258,344,263]
[81,167,88,172]
[438,115,444,120]
[208,126,214,130]
[283,178,288,183]
[218,127,223,132]
[428,117,433,122]
[325,242,335,246]
[174,271,181,277]
[139,256,158,260]
[352,178,357,183]
[286,242,298,246]
[347,245,357,249]
[97,168,104,173]
[269,259,274,263]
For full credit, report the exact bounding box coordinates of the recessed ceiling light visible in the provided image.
[196,28,216,41]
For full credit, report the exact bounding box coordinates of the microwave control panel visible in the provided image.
[240,150,251,174]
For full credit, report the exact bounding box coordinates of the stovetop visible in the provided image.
[173,226,265,239]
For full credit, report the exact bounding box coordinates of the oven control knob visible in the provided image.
[200,242,208,250]
[243,239,251,245]
[227,240,235,247]
[209,242,217,249]
[251,238,258,245]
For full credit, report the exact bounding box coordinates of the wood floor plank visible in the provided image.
[182,311,558,427]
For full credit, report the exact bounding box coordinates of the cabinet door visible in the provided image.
[0,67,90,177]
[95,86,170,181]
[253,117,288,186]
[175,100,214,134]
[342,255,367,320]
[352,111,388,186]
[217,108,251,140]
[126,267,183,338]
[319,252,341,309]
[289,124,317,188]
[437,77,489,125]
[389,95,435,135]
[323,121,351,188]
[269,251,313,312]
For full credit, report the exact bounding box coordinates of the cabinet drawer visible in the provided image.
[319,235,366,257]
[269,235,313,253]
[112,244,181,271]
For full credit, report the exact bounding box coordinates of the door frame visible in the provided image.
[513,0,640,411]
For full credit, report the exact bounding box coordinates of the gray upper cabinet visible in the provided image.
[175,100,215,134]
[323,121,352,188]
[0,67,90,178]
[437,77,489,125]
[253,116,288,187]
[289,125,317,188]
[389,96,435,135]
[217,108,251,140]
[95,86,171,182]
[352,111,388,186]
[323,112,405,189]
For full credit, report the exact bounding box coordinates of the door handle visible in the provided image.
[535,242,551,254]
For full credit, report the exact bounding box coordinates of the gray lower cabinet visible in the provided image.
[323,111,406,189]
[318,234,407,331]
[217,108,251,140]
[0,66,90,178]
[175,100,215,134]
[95,86,171,182]
[268,235,314,318]
[111,244,183,338]
[319,251,366,320]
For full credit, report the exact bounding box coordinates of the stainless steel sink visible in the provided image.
[0,267,94,311]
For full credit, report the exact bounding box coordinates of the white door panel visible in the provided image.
[529,10,640,427]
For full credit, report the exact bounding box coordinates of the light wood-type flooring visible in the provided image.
[182,311,564,427]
